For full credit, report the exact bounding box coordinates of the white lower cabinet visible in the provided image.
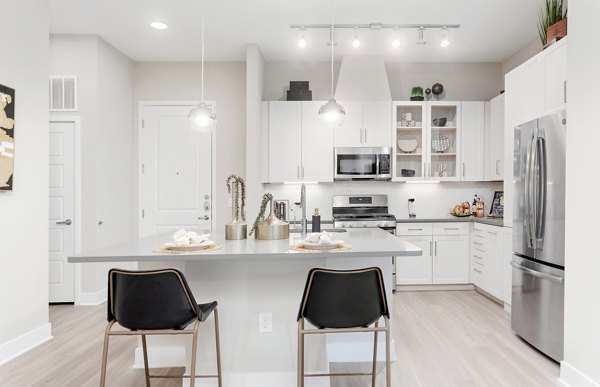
[471,223,504,299]
[396,222,469,285]
[502,227,513,305]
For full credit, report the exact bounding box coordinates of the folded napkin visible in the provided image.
[172,229,210,245]
[303,231,334,245]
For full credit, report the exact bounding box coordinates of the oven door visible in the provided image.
[335,148,378,180]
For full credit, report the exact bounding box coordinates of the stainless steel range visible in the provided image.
[332,195,396,232]
[332,194,397,287]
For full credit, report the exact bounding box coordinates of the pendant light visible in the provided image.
[318,0,345,127]
[188,0,216,131]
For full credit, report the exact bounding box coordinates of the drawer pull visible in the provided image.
[475,235,485,239]
[444,228,460,231]
[408,228,423,231]
[487,231,498,235]
[473,242,483,246]
[474,254,483,259]
[473,268,482,273]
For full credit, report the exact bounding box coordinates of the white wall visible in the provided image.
[245,45,266,222]
[49,35,135,297]
[561,1,600,385]
[134,62,246,237]
[501,38,542,76]
[264,61,503,102]
[0,0,51,364]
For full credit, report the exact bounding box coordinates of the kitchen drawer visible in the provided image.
[396,223,433,236]
[472,238,487,251]
[473,223,486,234]
[472,251,486,265]
[433,222,469,236]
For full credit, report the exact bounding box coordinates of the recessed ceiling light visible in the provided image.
[150,21,168,30]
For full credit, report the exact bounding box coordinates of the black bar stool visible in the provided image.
[296,267,391,387]
[100,268,222,387]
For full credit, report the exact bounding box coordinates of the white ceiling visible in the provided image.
[49,0,543,63]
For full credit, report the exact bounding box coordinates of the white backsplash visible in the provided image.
[263,181,503,221]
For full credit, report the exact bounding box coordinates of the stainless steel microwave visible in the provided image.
[334,147,392,181]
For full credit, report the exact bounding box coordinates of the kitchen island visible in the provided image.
[69,228,420,386]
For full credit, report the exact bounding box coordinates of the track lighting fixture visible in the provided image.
[416,27,427,45]
[351,27,361,48]
[440,26,450,47]
[298,28,307,48]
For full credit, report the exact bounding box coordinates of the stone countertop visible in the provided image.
[395,216,504,227]
[68,228,422,263]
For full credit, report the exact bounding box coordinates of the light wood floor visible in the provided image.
[0,291,559,386]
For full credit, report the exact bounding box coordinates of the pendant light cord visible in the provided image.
[330,0,334,98]
[201,0,205,102]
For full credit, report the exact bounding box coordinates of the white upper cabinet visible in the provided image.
[428,101,461,181]
[301,102,334,182]
[265,101,333,183]
[460,101,485,181]
[268,101,302,183]
[503,37,568,227]
[544,40,568,113]
[334,101,391,147]
[484,94,505,181]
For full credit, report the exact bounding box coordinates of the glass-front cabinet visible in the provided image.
[393,101,461,181]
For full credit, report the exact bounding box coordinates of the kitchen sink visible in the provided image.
[289,228,347,233]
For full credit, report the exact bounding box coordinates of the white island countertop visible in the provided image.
[69,228,421,263]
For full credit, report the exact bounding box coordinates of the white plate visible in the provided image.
[164,241,214,251]
[397,135,418,153]
[299,240,344,250]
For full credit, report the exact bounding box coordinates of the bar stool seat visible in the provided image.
[296,267,391,387]
[100,268,222,387]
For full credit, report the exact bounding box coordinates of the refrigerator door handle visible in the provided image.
[536,132,547,245]
[510,261,563,284]
[524,133,536,249]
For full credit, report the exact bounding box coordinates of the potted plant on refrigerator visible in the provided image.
[538,0,567,47]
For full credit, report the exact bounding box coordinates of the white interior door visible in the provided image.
[140,104,213,238]
[49,121,75,303]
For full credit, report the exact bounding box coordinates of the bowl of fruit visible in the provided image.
[450,202,472,217]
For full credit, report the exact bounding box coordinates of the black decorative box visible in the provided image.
[289,81,309,91]
[287,90,312,101]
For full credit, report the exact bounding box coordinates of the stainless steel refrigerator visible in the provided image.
[511,109,566,362]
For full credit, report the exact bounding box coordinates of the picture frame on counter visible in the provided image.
[489,190,504,218]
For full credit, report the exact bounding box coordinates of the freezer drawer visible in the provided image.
[511,255,564,361]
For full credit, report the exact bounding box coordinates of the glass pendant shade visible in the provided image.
[319,97,345,126]
[188,102,216,130]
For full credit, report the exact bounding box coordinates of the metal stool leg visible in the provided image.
[99,321,115,387]
[297,319,305,387]
[372,320,379,386]
[214,308,223,387]
[141,334,151,387]
[190,321,200,387]
[385,318,391,387]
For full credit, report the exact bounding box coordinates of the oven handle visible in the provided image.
[510,261,563,284]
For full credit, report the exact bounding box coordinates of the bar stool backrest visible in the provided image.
[297,267,389,329]
[107,268,200,330]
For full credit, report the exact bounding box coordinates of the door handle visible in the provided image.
[365,128,368,144]
[434,241,437,256]
[496,160,500,176]
[429,241,433,256]
[56,219,72,225]
[198,215,210,220]
[510,261,563,284]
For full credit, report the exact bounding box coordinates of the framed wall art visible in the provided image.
[0,83,15,190]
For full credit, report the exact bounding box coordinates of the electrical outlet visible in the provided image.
[259,312,272,333]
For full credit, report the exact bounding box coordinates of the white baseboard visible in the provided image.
[503,302,511,314]
[0,323,52,366]
[77,287,107,305]
[395,284,474,292]
[559,361,600,387]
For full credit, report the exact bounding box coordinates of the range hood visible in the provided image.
[335,56,391,100]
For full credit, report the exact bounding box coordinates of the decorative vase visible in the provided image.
[225,179,247,240]
[255,199,289,240]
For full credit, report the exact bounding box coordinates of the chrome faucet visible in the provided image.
[300,183,307,238]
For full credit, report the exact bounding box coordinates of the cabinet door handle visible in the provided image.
[302,166,305,179]
[434,241,437,256]
[430,241,433,256]
[365,128,368,144]
[444,227,459,231]
[408,228,423,231]
[563,80,567,104]
[461,162,465,177]
[496,160,500,176]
